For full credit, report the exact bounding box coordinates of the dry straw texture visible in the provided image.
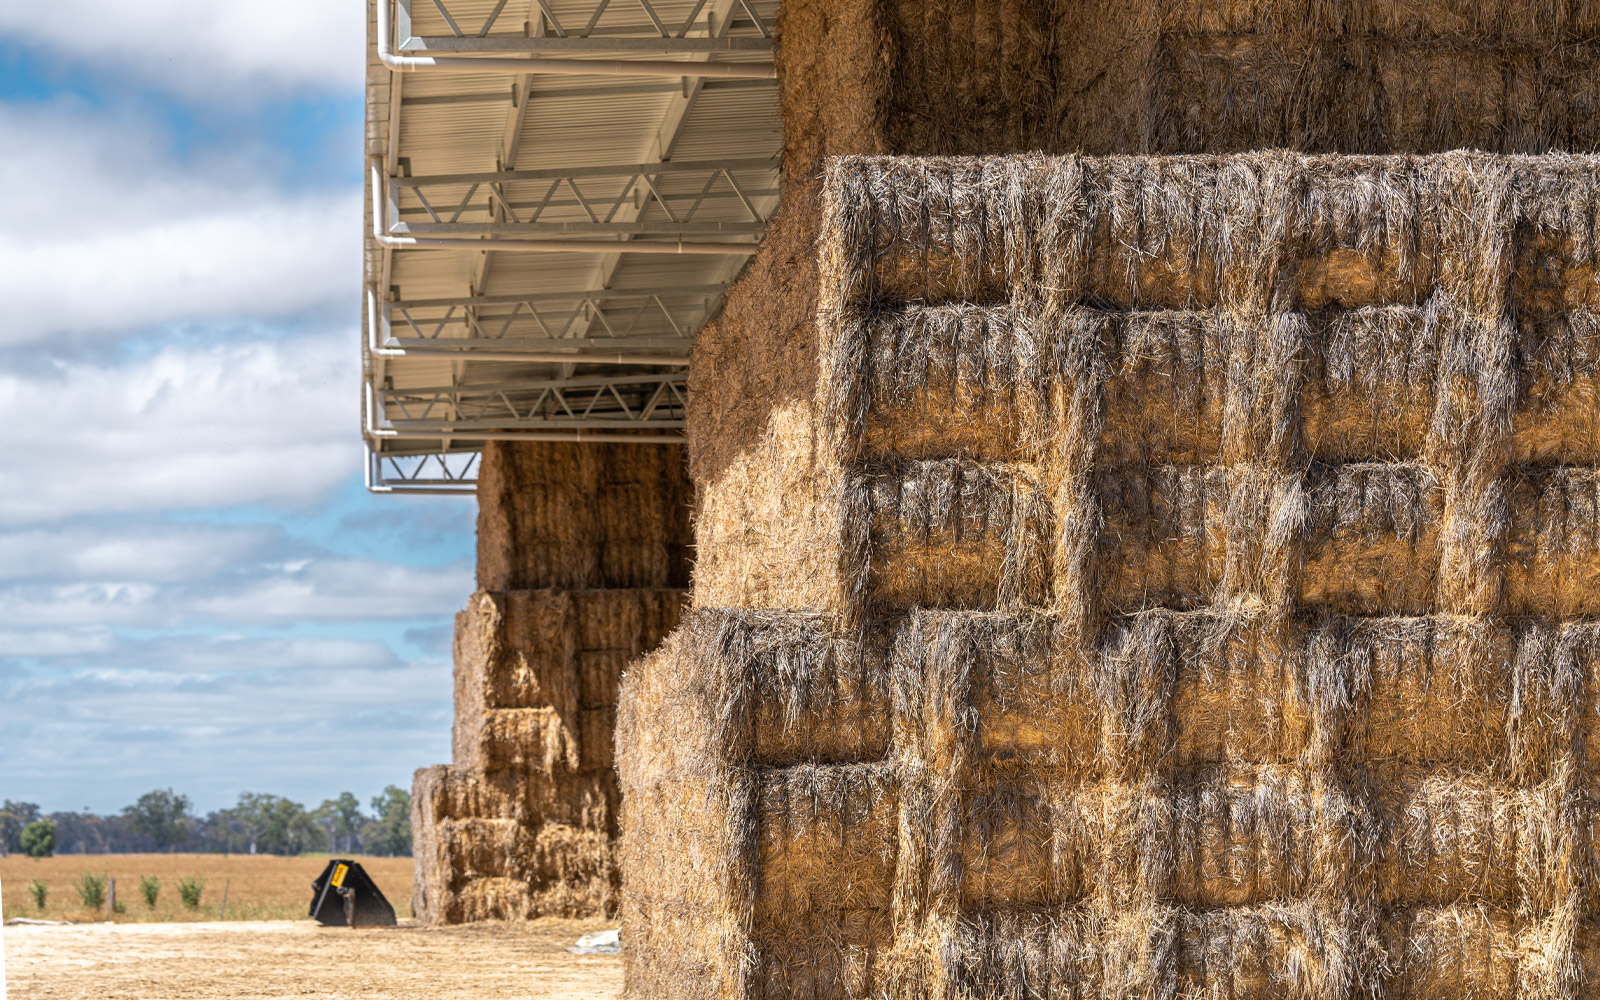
[413,442,690,922]
[621,152,1600,1000]
[778,0,1600,166]
[695,0,1600,588]
[477,441,693,592]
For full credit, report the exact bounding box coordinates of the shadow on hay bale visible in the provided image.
[411,443,691,923]
[620,150,1600,1000]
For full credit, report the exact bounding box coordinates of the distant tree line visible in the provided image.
[0,787,411,858]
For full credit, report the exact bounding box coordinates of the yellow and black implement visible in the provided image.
[308,860,397,928]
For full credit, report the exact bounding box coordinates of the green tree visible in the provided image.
[28,879,47,910]
[74,871,107,909]
[315,792,366,854]
[139,875,162,907]
[227,792,271,854]
[227,793,327,856]
[0,800,40,855]
[20,819,55,858]
[123,789,192,852]
[361,786,412,857]
[177,875,205,909]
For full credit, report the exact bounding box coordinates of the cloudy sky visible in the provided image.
[0,3,476,814]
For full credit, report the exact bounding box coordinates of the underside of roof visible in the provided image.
[362,0,781,493]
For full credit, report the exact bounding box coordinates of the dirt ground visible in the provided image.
[2,917,621,1000]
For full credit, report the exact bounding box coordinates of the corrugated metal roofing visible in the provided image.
[362,0,781,492]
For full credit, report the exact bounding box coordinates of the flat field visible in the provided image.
[2,917,619,1000]
[0,854,414,923]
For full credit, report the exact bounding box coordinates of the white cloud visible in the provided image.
[0,517,472,627]
[0,23,474,816]
[185,559,474,624]
[2,656,452,813]
[0,333,356,523]
[0,1,365,98]
[0,558,470,628]
[0,196,357,343]
[0,102,357,344]
[7,633,402,673]
[0,522,279,582]
[0,627,115,657]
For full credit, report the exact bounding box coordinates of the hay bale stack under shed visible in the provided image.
[779,0,1600,166]
[694,0,1600,565]
[413,442,689,922]
[619,153,1600,999]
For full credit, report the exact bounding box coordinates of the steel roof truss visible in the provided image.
[734,0,770,36]
[476,0,513,35]
[427,0,466,37]
[582,298,617,337]
[655,296,685,337]
[395,184,780,224]
[674,0,711,36]
[393,283,726,308]
[495,301,530,338]
[528,178,561,221]
[369,448,481,494]
[375,374,689,432]
[487,182,521,222]
[412,186,445,223]
[582,0,613,37]
[605,174,638,223]
[399,34,770,51]
[402,0,772,46]
[635,0,669,37]
[636,172,679,223]
[364,0,774,486]
[564,177,601,223]
[448,183,481,223]
[674,170,718,227]
[397,156,774,185]
[602,383,631,420]
[621,298,652,335]
[390,335,690,350]
[722,168,761,221]
[535,0,568,35]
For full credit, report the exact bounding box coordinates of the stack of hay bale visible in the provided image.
[618,1,1600,997]
[781,0,1600,159]
[412,442,689,921]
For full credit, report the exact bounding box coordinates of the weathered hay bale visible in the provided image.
[415,588,684,922]
[948,904,1600,1000]
[476,441,692,592]
[777,0,1600,169]
[695,153,1600,618]
[413,438,692,924]
[621,151,1600,1000]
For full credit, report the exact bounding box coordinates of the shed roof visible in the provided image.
[362,0,780,492]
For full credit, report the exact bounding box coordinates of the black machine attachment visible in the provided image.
[309,859,398,927]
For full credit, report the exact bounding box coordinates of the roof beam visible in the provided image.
[393,220,763,235]
[555,0,745,381]
[394,283,726,309]
[396,156,775,186]
[398,35,770,52]
[380,0,774,78]
[403,77,766,106]
[462,1,550,397]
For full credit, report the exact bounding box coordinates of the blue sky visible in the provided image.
[0,3,477,814]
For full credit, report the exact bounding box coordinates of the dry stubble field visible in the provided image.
[0,854,414,923]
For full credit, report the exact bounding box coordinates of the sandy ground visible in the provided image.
[2,917,621,1000]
